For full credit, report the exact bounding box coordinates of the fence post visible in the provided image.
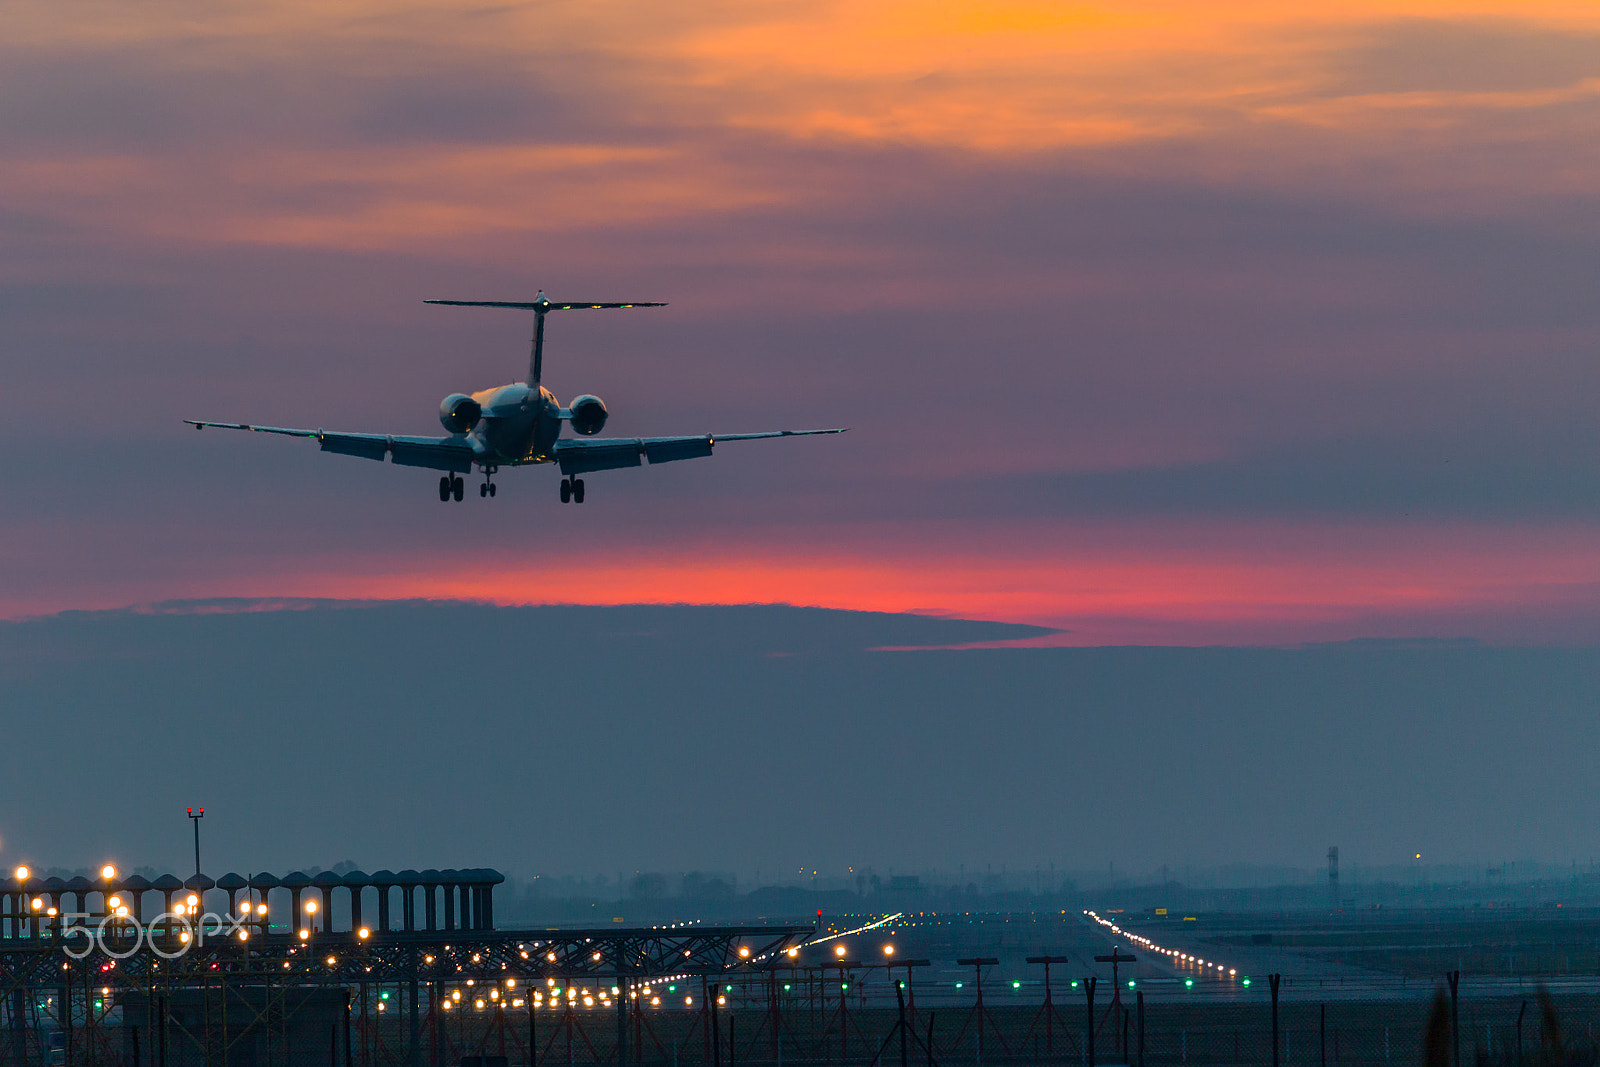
[1136,991,1145,1067]
[1447,972,1460,1067]
[1084,977,1096,1067]
[1320,1004,1325,1067]
[1270,975,1282,1067]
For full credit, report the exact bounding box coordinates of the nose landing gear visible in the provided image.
[560,476,585,504]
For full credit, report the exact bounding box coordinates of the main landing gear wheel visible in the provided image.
[452,475,464,501]
[572,478,585,504]
[488,483,496,497]
[438,476,451,502]
[479,482,487,498]
[560,478,571,504]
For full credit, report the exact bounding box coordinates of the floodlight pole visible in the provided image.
[186,807,205,877]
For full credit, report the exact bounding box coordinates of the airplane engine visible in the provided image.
[439,393,482,434]
[568,394,608,436]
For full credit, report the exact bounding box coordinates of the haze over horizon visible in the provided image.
[4,601,1597,880]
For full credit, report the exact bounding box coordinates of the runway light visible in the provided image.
[238,930,249,942]
[299,930,309,941]
[358,928,370,940]
[326,956,336,966]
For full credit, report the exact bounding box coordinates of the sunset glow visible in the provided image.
[6,0,1600,644]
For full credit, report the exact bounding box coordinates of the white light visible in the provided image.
[101,865,117,881]
[14,866,28,881]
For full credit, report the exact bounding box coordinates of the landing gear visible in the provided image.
[559,476,586,504]
[481,467,498,498]
[439,475,451,502]
[439,474,465,502]
[560,478,571,504]
[573,478,584,504]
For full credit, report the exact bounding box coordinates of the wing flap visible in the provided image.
[554,428,843,476]
[643,436,713,464]
[186,420,476,473]
[390,436,475,473]
[319,434,389,461]
[556,439,644,475]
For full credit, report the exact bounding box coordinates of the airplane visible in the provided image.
[187,293,845,503]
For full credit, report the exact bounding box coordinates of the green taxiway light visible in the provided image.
[1242,978,1251,986]
[784,985,791,991]
[841,983,849,990]
[1127,980,1136,988]
[1185,979,1193,988]
[1012,981,1021,989]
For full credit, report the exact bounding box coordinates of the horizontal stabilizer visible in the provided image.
[424,299,665,311]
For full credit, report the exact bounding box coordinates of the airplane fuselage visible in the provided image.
[463,382,563,466]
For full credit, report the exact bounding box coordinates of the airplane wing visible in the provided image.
[554,429,846,476]
[184,420,477,473]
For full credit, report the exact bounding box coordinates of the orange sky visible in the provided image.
[6,0,1600,642]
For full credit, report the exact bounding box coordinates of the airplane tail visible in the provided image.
[424,291,666,385]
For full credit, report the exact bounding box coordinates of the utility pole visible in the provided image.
[187,807,205,876]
